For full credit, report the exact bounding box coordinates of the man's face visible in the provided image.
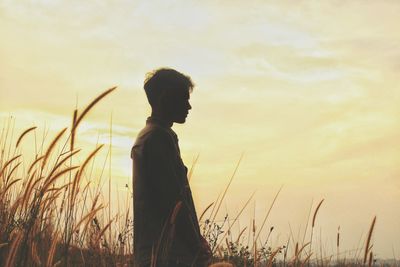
[163,88,192,124]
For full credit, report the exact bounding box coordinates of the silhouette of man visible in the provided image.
[131,68,212,267]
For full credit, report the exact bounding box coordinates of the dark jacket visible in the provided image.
[131,117,204,267]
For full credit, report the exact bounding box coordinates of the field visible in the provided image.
[0,89,396,267]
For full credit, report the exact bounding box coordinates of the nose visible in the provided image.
[188,102,192,110]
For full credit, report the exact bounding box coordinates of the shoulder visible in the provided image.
[132,124,178,160]
[134,124,168,142]
[143,125,175,148]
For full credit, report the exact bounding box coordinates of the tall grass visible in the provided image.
[0,87,133,266]
[0,88,390,267]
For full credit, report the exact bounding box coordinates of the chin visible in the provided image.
[174,116,187,124]
[175,119,186,124]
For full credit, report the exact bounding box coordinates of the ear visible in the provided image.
[160,90,177,112]
[153,88,166,108]
[158,92,168,107]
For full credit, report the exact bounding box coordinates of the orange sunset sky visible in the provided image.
[1,0,399,259]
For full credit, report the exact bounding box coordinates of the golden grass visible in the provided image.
[207,153,244,237]
[4,231,23,267]
[267,247,281,267]
[0,154,21,179]
[15,126,37,148]
[311,199,324,228]
[363,216,376,266]
[41,127,67,169]
[0,87,131,266]
[0,87,391,267]
[309,199,324,259]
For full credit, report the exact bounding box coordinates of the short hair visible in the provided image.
[144,68,194,107]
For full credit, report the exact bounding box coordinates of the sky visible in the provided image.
[1,0,399,259]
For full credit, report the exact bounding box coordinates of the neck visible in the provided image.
[151,111,173,127]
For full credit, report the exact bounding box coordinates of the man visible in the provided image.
[131,68,212,267]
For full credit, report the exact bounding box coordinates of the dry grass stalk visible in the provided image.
[312,199,325,228]
[226,238,232,256]
[337,226,340,263]
[41,127,67,169]
[216,245,223,258]
[368,251,373,267]
[251,185,282,253]
[47,149,81,179]
[42,166,80,193]
[0,178,21,198]
[5,162,21,184]
[208,191,222,226]
[21,170,39,209]
[71,109,77,151]
[41,191,63,212]
[267,247,281,267]
[31,240,41,265]
[46,233,59,267]
[70,86,116,152]
[73,204,104,235]
[188,153,200,182]
[310,198,324,257]
[46,183,71,192]
[73,86,117,130]
[108,113,113,246]
[235,227,247,245]
[199,201,214,222]
[0,88,127,265]
[70,145,103,205]
[94,219,114,245]
[3,86,389,266]
[16,126,36,148]
[215,190,255,251]
[4,231,23,267]
[207,154,243,236]
[300,252,313,267]
[8,198,22,221]
[364,216,376,265]
[292,242,310,264]
[0,154,21,179]
[27,155,45,174]
[253,217,256,267]
[261,226,274,248]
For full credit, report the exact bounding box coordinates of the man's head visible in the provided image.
[144,68,193,124]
